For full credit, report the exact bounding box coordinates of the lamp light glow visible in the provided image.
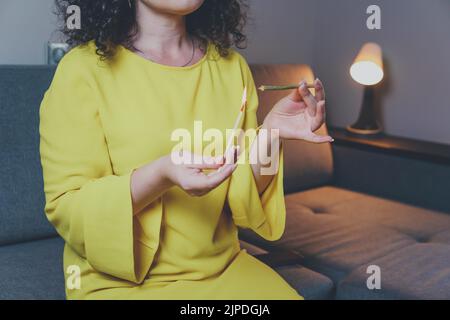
[350,61,384,86]
[350,43,384,86]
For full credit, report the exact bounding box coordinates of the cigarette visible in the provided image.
[258,84,315,91]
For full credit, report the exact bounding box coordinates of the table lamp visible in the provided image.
[347,42,384,135]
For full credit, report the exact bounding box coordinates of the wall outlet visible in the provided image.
[48,43,69,65]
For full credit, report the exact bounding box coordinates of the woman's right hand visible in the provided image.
[163,148,238,197]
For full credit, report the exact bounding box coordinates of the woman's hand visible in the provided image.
[163,149,238,197]
[131,148,238,215]
[263,79,333,143]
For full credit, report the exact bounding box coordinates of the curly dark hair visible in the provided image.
[55,0,248,60]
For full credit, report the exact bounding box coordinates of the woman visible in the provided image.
[40,0,332,300]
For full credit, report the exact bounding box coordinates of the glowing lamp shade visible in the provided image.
[350,43,384,86]
[347,42,384,135]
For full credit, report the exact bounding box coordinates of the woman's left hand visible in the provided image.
[263,78,333,144]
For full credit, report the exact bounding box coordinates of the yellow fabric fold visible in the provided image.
[39,53,159,284]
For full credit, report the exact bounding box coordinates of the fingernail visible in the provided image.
[315,79,321,87]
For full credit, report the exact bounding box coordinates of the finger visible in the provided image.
[287,79,305,102]
[189,154,224,169]
[299,81,318,117]
[206,163,237,188]
[190,161,223,170]
[303,133,334,144]
[314,78,326,101]
[311,100,326,130]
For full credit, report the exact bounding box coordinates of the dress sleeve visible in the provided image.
[39,54,155,283]
[227,55,286,241]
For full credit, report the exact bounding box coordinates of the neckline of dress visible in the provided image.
[120,41,211,71]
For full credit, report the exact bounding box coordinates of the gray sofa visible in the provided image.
[1,64,449,300]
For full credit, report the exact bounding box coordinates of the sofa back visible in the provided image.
[0,66,57,245]
[250,64,333,193]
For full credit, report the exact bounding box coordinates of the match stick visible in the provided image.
[223,86,247,163]
[258,84,315,92]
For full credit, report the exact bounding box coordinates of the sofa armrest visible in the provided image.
[330,128,450,213]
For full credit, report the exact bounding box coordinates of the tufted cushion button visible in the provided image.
[309,207,327,214]
[415,236,429,243]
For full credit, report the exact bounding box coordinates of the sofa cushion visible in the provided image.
[276,265,334,300]
[239,186,450,299]
[288,186,450,240]
[249,64,333,193]
[0,237,65,300]
[337,243,450,300]
[0,66,57,245]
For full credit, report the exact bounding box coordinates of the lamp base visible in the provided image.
[347,86,382,136]
[346,124,382,135]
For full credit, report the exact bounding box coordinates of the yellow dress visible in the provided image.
[39,41,302,300]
